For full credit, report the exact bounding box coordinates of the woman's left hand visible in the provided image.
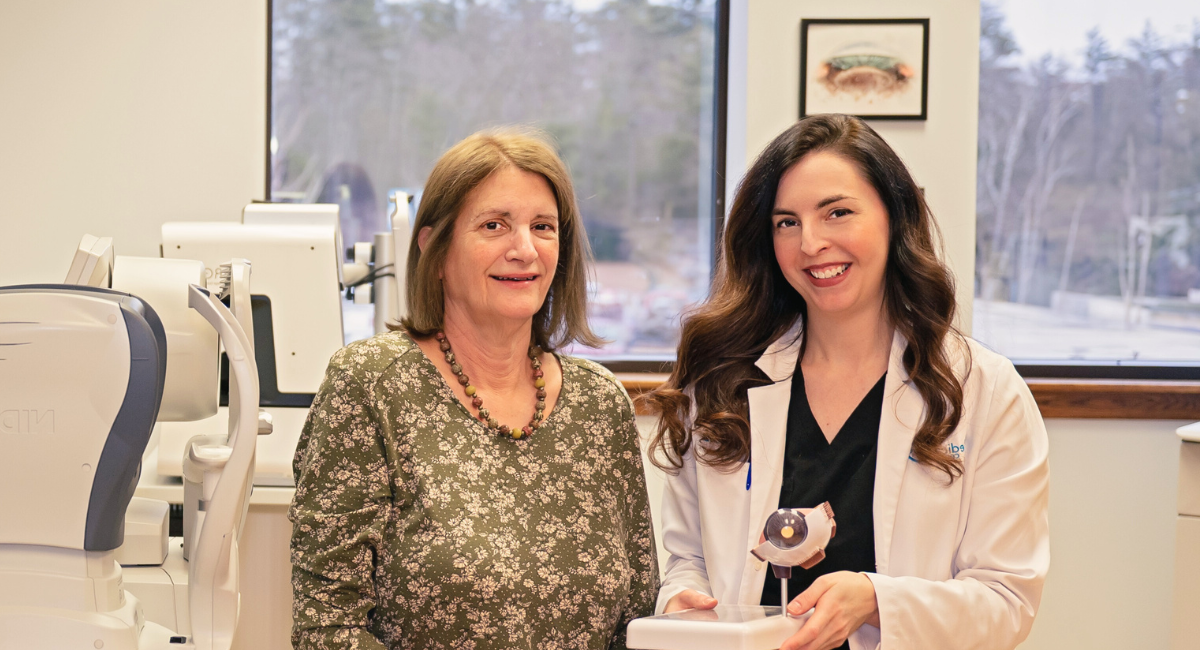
[779,571,880,650]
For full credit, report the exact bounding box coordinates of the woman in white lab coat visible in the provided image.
[642,114,1049,650]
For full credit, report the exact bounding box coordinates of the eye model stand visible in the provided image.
[626,504,836,650]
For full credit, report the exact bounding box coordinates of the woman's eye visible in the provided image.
[830,208,853,219]
[533,222,557,232]
[774,218,797,229]
[483,221,503,231]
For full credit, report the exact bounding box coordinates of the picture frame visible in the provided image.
[799,18,930,121]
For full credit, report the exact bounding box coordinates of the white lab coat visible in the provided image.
[656,327,1050,650]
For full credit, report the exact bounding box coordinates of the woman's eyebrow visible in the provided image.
[474,208,510,219]
[815,194,852,209]
[773,195,854,215]
[475,209,558,221]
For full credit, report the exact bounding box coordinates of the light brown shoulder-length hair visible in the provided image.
[392,128,602,351]
[643,114,968,482]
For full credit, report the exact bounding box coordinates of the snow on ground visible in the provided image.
[973,299,1200,362]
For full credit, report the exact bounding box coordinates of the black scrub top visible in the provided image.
[760,363,885,646]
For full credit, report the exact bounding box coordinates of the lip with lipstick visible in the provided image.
[804,262,850,287]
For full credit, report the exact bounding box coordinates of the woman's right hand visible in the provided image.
[663,589,719,613]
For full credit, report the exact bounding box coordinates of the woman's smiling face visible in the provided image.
[771,150,890,321]
[438,165,560,328]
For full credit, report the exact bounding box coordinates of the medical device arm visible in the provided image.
[185,285,260,650]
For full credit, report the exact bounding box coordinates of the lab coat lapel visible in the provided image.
[744,381,790,593]
[873,331,923,575]
[739,325,802,602]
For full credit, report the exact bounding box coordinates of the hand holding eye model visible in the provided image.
[750,503,836,618]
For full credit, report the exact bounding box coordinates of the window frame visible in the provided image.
[1014,363,1200,381]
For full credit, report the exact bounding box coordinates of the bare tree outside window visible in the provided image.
[975,1,1200,362]
[271,0,717,358]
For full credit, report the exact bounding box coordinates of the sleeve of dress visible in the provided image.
[288,349,392,650]
[609,388,662,650]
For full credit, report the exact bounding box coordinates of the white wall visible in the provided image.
[728,0,980,331]
[1027,419,1181,649]
[0,0,267,285]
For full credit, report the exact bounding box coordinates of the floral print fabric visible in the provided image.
[289,331,659,649]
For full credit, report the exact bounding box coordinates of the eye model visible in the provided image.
[764,509,808,550]
[750,502,837,571]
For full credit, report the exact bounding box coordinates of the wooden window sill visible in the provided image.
[616,373,1200,420]
[1022,379,1200,420]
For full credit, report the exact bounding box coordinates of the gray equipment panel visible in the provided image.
[0,285,167,551]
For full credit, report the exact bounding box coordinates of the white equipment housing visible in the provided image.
[1172,423,1200,649]
[340,190,412,332]
[0,276,260,650]
[112,256,220,421]
[159,203,345,486]
[372,190,413,332]
[163,204,343,396]
[64,234,115,287]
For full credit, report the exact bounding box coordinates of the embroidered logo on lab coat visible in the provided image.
[908,442,966,463]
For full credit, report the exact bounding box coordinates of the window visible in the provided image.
[270,0,723,360]
[975,0,1200,370]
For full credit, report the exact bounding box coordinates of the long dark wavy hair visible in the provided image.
[643,114,968,482]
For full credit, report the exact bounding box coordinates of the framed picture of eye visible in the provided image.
[800,18,929,120]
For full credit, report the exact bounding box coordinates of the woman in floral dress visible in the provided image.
[289,129,659,650]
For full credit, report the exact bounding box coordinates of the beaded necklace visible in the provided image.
[436,331,546,440]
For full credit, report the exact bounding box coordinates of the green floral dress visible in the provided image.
[289,331,659,650]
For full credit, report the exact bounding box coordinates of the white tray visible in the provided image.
[626,605,810,650]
